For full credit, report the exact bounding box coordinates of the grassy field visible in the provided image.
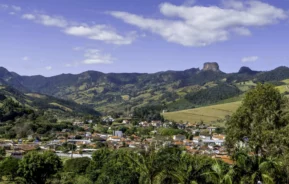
[49,102,73,112]
[164,80,289,125]
[163,101,241,125]
[276,79,289,93]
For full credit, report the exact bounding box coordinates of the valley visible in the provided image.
[1,63,289,115]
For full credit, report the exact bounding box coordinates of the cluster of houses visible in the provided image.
[0,119,231,163]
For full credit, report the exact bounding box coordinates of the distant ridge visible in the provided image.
[0,63,288,113]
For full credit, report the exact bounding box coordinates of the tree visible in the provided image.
[232,151,283,184]
[0,157,20,181]
[18,151,62,184]
[64,157,91,174]
[172,154,213,184]
[204,161,234,184]
[128,147,182,184]
[0,147,6,157]
[226,83,289,156]
[86,148,111,182]
[96,149,139,184]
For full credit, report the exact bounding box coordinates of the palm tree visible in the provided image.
[128,150,162,184]
[128,147,181,184]
[171,154,212,184]
[232,151,283,184]
[203,160,234,184]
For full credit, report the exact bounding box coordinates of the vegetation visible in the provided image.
[0,147,287,184]
[18,151,62,184]
[226,84,289,157]
[164,101,241,124]
[185,83,241,106]
[2,63,289,183]
[0,85,100,117]
[133,105,164,122]
[1,65,289,114]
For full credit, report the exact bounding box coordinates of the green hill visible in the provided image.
[163,101,241,125]
[0,64,289,114]
[163,83,289,125]
[0,85,100,117]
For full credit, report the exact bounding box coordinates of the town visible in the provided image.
[0,116,229,163]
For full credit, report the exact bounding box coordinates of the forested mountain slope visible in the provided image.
[0,63,288,113]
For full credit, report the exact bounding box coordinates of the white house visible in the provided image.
[114,131,123,138]
[173,135,186,141]
[108,136,121,142]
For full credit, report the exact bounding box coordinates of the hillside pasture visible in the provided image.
[163,101,241,125]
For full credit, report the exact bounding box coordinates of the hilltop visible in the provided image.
[0,64,289,114]
[0,85,100,118]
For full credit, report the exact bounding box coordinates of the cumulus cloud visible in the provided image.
[22,56,30,61]
[11,5,21,11]
[22,14,68,27]
[232,27,251,36]
[82,49,114,64]
[65,61,82,67]
[64,25,136,45]
[22,14,35,20]
[0,4,9,9]
[72,47,83,51]
[45,66,52,70]
[21,12,135,45]
[182,0,196,6]
[0,4,21,12]
[242,56,259,62]
[109,0,287,46]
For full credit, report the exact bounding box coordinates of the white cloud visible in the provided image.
[222,0,244,9]
[11,5,21,11]
[0,4,9,9]
[82,49,114,64]
[21,12,135,45]
[22,14,35,20]
[109,1,287,46]
[22,14,67,27]
[182,0,196,6]
[45,66,52,70]
[232,27,251,36]
[0,4,21,13]
[65,62,79,67]
[73,47,83,51]
[64,25,136,45]
[242,56,259,62]
[22,56,30,61]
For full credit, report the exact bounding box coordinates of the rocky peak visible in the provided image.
[238,66,258,75]
[202,62,220,72]
[238,66,252,73]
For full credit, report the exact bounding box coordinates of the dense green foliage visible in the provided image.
[18,151,62,184]
[158,128,186,136]
[256,66,289,83]
[1,65,289,113]
[133,105,164,122]
[185,83,241,105]
[64,157,91,174]
[0,85,100,116]
[0,148,288,184]
[0,157,19,180]
[226,83,289,157]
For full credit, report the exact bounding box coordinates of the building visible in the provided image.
[173,135,186,141]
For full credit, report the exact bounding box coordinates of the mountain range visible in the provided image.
[1,63,289,114]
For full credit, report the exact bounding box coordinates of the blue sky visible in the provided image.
[0,0,289,76]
